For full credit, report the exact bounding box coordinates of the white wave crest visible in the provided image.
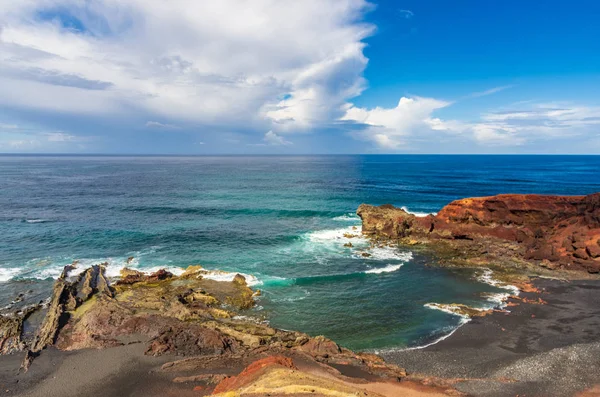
[402,319,470,351]
[25,219,49,224]
[400,206,437,218]
[198,269,261,286]
[303,226,414,263]
[3,254,261,289]
[332,213,360,222]
[357,247,413,262]
[134,266,185,277]
[476,269,520,296]
[481,291,512,306]
[363,263,404,274]
[0,268,21,282]
[423,303,486,319]
[306,226,364,243]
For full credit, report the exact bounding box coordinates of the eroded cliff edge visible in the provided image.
[358,193,600,275]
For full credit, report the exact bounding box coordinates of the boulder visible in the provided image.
[299,335,341,357]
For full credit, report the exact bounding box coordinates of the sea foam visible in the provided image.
[400,206,437,217]
[304,226,413,262]
[332,213,361,222]
[476,269,520,296]
[0,254,262,288]
[198,269,261,286]
[0,268,21,282]
[363,263,404,274]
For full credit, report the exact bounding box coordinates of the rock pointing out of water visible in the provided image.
[358,193,600,274]
[2,263,408,391]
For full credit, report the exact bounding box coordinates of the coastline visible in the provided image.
[382,278,600,397]
[0,264,453,397]
[2,191,599,396]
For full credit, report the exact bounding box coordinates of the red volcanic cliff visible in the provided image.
[357,193,600,273]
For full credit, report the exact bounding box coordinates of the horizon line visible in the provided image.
[1,153,600,157]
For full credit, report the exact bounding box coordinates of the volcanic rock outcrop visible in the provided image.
[358,193,600,274]
[0,264,408,394]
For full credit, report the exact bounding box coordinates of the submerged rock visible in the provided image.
[425,303,492,318]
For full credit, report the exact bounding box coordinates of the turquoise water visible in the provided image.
[1,155,600,350]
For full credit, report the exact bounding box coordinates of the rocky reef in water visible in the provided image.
[358,193,600,275]
[1,264,445,396]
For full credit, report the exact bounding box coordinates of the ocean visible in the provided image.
[1,155,600,351]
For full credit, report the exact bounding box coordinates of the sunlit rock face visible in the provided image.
[358,193,600,274]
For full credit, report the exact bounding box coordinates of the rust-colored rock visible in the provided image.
[212,355,296,394]
[299,335,341,357]
[358,193,600,273]
[21,265,116,371]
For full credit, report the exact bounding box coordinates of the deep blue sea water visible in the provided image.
[1,155,600,351]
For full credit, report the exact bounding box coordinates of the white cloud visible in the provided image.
[398,10,414,19]
[263,130,292,146]
[1,1,597,153]
[0,127,92,152]
[342,97,600,150]
[342,97,452,148]
[262,40,371,132]
[0,0,374,136]
[145,121,180,130]
[468,85,514,98]
[44,131,80,142]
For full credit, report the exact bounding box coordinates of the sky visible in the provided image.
[0,0,599,154]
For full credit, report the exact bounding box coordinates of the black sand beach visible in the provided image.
[383,279,600,397]
[0,341,247,397]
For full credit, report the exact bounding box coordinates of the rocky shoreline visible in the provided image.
[355,192,600,396]
[1,192,599,396]
[358,193,600,280]
[0,264,447,397]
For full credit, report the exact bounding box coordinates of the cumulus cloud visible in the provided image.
[263,130,292,146]
[0,0,373,136]
[342,97,600,149]
[342,97,452,148]
[1,1,597,153]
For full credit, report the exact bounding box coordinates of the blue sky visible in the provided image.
[0,0,599,154]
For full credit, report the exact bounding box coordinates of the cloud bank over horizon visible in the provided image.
[0,0,598,153]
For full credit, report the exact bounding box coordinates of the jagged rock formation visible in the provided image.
[1,264,407,391]
[358,193,600,274]
[21,264,114,370]
[0,308,37,355]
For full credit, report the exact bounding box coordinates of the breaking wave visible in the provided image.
[196,269,261,286]
[363,263,404,274]
[0,253,260,287]
[302,226,413,262]
[400,206,437,217]
[332,213,361,222]
[0,268,21,282]
[261,263,406,288]
[476,269,520,295]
